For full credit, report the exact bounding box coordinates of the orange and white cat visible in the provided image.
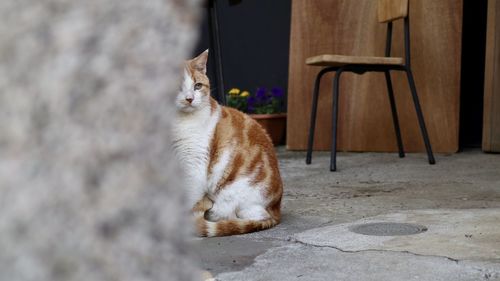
[172,50,283,237]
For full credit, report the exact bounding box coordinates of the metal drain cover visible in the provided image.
[349,222,428,236]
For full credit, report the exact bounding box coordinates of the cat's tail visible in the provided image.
[194,215,280,237]
[193,205,280,237]
[191,196,281,237]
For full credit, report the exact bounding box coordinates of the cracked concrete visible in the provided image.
[216,244,500,281]
[193,149,500,280]
[294,209,500,261]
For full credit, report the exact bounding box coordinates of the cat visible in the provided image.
[172,50,283,237]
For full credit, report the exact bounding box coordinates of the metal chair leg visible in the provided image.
[307,67,335,165]
[405,69,436,165]
[384,71,405,158]
[330,70,343,171]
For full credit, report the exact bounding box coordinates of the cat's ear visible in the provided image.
[191,49,209,74]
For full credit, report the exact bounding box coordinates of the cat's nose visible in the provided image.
[186,97,193,104]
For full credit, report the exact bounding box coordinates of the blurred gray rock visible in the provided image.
[0,0,201,280]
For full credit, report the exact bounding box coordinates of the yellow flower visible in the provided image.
[240,91,250,97]
[228,88,240,95]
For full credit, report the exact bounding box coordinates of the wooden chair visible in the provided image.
[305,0,436,171]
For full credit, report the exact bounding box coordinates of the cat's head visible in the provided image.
[176,50,211,113]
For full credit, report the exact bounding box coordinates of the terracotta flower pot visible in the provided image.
[250,113,287,146]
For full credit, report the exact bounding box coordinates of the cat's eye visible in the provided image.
[194,83,203,91]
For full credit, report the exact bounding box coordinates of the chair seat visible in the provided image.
[306,54,404,67]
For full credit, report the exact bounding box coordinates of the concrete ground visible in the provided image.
[193,148,500,281]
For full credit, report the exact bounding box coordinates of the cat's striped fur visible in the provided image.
[172,50,283,237]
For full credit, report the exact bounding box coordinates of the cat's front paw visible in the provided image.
[192,195,214,213]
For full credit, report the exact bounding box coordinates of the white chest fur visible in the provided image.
[172,106,220,201]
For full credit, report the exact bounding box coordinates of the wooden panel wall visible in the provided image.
[287,0,463,153]
[483,0,500,152]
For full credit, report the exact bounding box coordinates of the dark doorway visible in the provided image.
[459,0,488,149]
[193,0,292,103]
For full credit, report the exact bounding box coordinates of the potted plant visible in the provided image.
[227,87,286,145]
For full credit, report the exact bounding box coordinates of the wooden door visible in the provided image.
[483,0,500,152]
[287,0,463,153]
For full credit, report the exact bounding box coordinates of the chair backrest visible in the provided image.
[378,0,408,23]
[378,0,411,65]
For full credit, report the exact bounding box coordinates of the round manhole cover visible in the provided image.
[349,222,428,236]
